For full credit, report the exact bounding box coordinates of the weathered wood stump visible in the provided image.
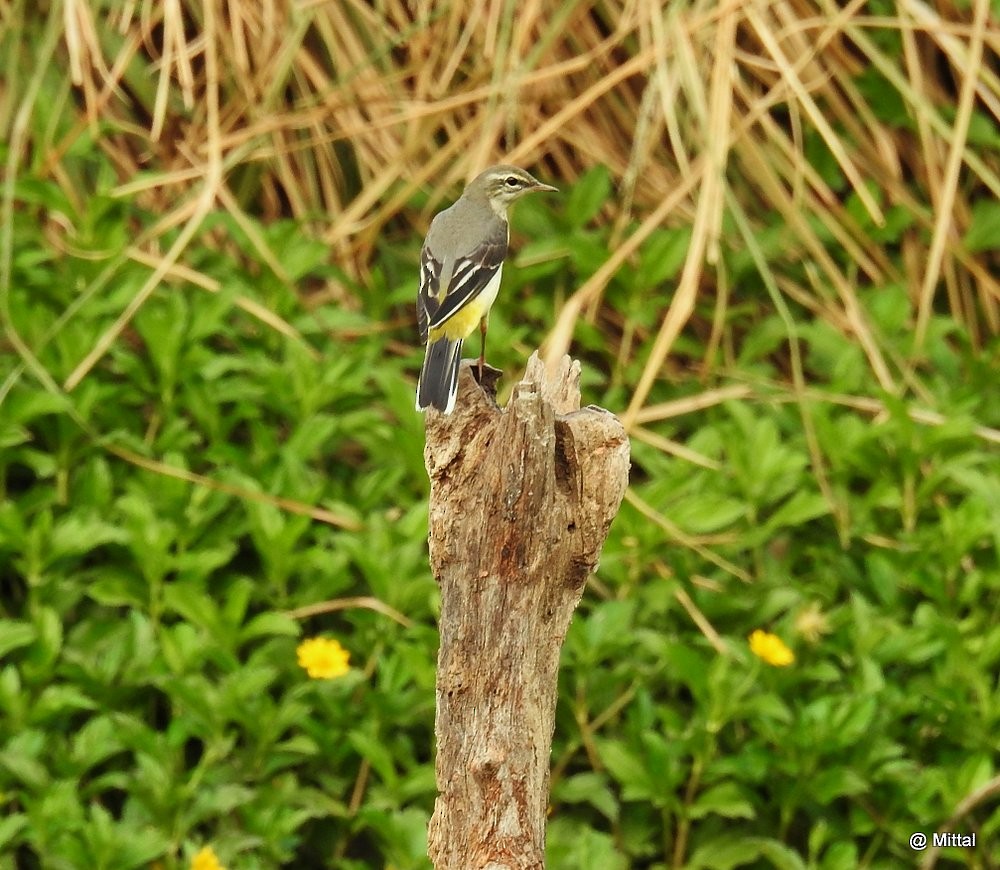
[424,353,630,869]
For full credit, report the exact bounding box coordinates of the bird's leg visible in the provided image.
[478,317,487,381]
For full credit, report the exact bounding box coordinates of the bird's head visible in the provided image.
[467,164,558,215]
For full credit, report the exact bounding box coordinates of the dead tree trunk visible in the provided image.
[424,353,630,869]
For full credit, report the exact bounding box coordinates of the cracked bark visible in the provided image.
[424,353,630,869]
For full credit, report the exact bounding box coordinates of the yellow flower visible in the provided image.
[297,637,351,679]
[191,846,226,870]
[748,629,795,667]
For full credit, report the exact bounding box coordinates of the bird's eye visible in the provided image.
[505,177,520,187]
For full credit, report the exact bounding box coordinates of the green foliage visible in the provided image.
[1,157,436,866]
[3,127,998,870]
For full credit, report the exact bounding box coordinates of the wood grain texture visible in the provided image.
[425,354,630,869]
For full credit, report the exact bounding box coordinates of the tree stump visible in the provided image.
[424,353,630,869]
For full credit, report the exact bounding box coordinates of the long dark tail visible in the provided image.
[416,337,463,414]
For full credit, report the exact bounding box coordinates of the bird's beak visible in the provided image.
[533,182,558,193]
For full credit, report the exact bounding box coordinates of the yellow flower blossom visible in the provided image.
[748,629,795,667]
[191,846,226,870]
[297,637,351,679]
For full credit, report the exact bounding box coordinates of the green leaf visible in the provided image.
[0,732,51,790]
[50,514,129,559]
[32,685,98,721]
[582,600,636,657]
[964,199,1000,252]
[810,767,869,804]
[0,621,37,658]
[69,715,127,771]
[566,229,610,275]
[86,571,150,609]
[669,494,746,534]
[689,836,806,870]
[240,611,301,643]
[595,738,656,801]
[162,585,220,631]
[661,641,711,704]
[763,490,831,531]
[173,543,239,582]
[832,695,878,746]
[689,781,756,819]
[15,177,76,213]
[637,227,690,287]
[0,812,27,848]
[820,841,859,870]
[554,772,619,821]
[547,818,629,870]
[0,422,30,450]
[348,729,399,788]
[565,165,612,228]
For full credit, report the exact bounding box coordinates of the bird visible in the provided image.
[415,164,557,414]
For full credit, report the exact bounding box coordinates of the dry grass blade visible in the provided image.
[104,442,361,530]
[745,1,886,227]
[624,6,738,429]
[626,489,753,583]
[285,596,414,627]
[913,0,992,350]
[630,426,721,469]
[633,384,754,424]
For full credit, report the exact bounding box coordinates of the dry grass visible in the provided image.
[3,0,998,410]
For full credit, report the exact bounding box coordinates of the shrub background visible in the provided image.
[1,1,998,868]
